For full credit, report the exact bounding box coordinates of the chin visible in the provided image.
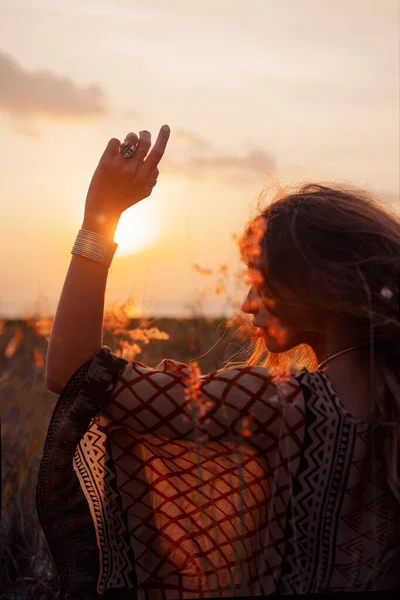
[258,331,279,352]
[259,327,295,354]
[264,340,283,353]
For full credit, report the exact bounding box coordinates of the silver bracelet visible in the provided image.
[71,229,118,268]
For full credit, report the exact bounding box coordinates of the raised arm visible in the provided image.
[45,126,170,393]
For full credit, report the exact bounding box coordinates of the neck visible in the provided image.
[312,331,370,371]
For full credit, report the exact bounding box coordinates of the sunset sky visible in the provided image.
[0,0,399,319]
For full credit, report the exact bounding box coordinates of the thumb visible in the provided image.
[102,137,121,159]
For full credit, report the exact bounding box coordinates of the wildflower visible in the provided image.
[139,317,151,328]
[262,297,277,311]
[238,216,267,265]
[270,367,292,385]
[103,299,137,332]
[253,215,267,232]
[33,347,44,368]
[4,327,23,358]
[243,298,260,313]
[193,263,213,276]
[245,268,265,288]
[27,314,53,341]
[103,300,169,359]
[127,327,169,344]
[266,319,286,345]
[233,266,249,290]
[268,394,281,407]
[116,341,142,361]
[188,330,201,351]
[269,367,292,406]
[241,413,254,439]
[182,361,212,436]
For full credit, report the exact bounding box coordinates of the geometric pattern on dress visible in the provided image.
[278,369,357,594]
[111,432,269,597]
[335,433,400,592]
[42,346,400,596]
[254,403,305,595]
[95,358,306,598]
[36,346,132,597]
[73,419,137,594]
[297,369,400,592]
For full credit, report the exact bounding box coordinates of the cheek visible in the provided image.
[260,322,288,348]
[258,296,280,320]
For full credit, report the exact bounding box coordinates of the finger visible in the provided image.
[124,131,139,146]
[145,125,170,172]
[133,130,151,160]
[148,168,159,185]
[102,137,121,160]
[142,176,158,198]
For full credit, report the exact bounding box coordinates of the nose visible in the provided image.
[241,288,259,315]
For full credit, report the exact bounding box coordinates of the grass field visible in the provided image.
[0,310,250,599]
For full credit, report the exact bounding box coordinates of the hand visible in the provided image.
[83,125,170,235]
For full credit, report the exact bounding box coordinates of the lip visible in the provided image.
[256,327,267,338]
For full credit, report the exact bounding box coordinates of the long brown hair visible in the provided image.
[224,181,400,501]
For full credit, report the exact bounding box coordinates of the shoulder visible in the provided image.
[114,356,305,413]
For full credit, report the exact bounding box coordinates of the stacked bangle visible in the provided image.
[71,229,118,268]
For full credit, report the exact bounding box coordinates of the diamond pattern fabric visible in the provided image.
[94,357,305,597]
[37,346,400,598]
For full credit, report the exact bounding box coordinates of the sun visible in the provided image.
[114,199,160,257]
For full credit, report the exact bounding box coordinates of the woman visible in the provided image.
[37,126,400,599]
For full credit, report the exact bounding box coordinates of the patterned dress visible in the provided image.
[36,346,400,599]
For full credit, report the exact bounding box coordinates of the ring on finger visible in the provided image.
[119,141,136,158]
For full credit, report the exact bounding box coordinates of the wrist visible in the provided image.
[82,213,120,240]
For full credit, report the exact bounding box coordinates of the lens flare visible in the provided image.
[114,200,160,257]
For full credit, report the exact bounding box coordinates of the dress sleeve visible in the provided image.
[96,353,305,454]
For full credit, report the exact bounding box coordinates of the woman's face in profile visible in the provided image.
[241,284,306,352]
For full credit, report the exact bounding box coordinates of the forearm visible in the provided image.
[45,126,170,392]
[45,217,118,392]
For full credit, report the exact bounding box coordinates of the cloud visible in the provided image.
[174,128,212,151]
[193,149,275,174]
[164,141,276,185]
[120,108,140,119]
[162,127,276,185]
[0,51,108,122]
